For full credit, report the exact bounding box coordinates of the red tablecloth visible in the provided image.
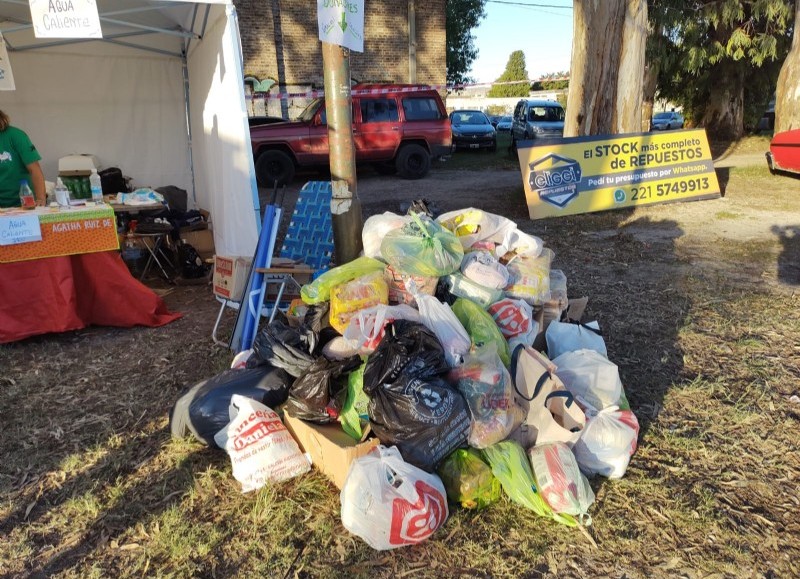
[0,251,182,344]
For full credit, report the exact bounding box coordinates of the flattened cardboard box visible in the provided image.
[283,413,380,490]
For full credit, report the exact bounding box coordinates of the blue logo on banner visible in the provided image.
[528,153,583,208]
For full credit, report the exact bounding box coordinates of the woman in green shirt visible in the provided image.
[0,109,46,208]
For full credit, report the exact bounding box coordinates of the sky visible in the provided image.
[468,0,574,84]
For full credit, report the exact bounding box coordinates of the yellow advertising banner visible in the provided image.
[517,128,721,219]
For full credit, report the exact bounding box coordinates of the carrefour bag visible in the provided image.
[528,443,594,525]
[214,395,310,492]
[438,448,501,510]
[381,213,464,277]
[341,445,449,550]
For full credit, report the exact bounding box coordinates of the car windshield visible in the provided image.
[528,106,565,122]
[500,116,512,123]
[452,112,488,125]
[653,112,673,120]
[297,98,324,122]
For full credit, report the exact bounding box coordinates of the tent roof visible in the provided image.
[0,0,229,59]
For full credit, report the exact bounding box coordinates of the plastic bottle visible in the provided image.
[90,169,103,204]
[55,178,71,207]
[19,180,35,210]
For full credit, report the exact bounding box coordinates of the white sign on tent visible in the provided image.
[0,33,15,91]
[28,0,103,39]
[317,0,364,52]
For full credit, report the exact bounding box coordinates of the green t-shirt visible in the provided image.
[0,126,42,208]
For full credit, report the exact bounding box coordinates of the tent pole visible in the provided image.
[181,53,197,207]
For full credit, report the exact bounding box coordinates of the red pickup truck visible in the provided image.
[249,84,452,187]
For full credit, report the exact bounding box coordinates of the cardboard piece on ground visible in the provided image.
[532,297,588,352]
[283,412,380,490]
[213,255,252,301]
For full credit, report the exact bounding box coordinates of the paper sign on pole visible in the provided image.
[28,0,103,39]
[317,0,364,52]
[0,33,15,91]
[0,214,43,246]
[517,128,721,219]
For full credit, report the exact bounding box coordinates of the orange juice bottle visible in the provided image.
[19,180,35,210]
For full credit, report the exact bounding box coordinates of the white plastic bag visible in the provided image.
[436,207,516,249]
[461,251,509,289]
[340,445,449,550]
[415,293,471,367]
[214,395,310,492]
[528,443,594,524]
[362,212,411,259]
[546,320,607,360]
[573,405,638,479]
[504,249,553,305]
[343,304,421,353]
[553,349,622,411]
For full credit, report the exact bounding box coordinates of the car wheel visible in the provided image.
[395,143,431,180]
[255,150,295,187]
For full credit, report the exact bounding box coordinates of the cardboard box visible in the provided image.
[180,228,215,260]
[212,255,252,300]
[282,413,380,490]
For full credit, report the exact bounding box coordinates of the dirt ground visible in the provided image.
[1,153,799,578]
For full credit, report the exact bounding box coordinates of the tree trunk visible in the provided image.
[565,0,646,137]
[775,2,800,133]
[701,59,745,141]
[642,63,659,132]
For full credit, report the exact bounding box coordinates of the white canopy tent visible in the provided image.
[0,0,260,257]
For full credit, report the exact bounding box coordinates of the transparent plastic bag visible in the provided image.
[436,207,516,249]
[381,213,464,277]
[343,303,421,353]
[445,273,503,309]
[329,271,389,334]
[482,440,576,526]
[573,405,639,479]
[461,251,509,289]
[449,346,522,448]
[528,443,594,525]
[451,297,510,367]
[415,293,471,367]
[340,445,449,550]
[553,349,622,411]
[300,256,386,304]
[438,448,501,510]
[504,249,554,306]
[362,212,411,259]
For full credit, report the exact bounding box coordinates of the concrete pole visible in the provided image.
[322,41,364,264]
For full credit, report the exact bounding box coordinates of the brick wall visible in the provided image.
[235,0,446,89]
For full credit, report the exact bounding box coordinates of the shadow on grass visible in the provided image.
[771,224,800,285]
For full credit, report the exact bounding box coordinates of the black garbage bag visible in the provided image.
[248,305,332,374]
[362,321,471,472]
[284,354,362,423]
[170,365,291,448]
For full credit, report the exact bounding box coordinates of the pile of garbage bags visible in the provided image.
[170,206,640,550]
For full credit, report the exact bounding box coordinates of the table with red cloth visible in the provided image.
[0,205,181,344]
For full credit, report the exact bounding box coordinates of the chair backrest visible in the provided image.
[279,181,335,274]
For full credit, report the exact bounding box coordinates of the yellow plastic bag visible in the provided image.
[330,271,389,334]
[300,256,385,305]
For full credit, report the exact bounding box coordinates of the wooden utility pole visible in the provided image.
[321,42,364,264]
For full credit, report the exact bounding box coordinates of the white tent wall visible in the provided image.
[0,0,259,258]
[1,49,191,193]
[187,3,259,258]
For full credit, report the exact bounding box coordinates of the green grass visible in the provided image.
[435,132,520,171]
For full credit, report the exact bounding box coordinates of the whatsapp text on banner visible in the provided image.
[517,128,721,220]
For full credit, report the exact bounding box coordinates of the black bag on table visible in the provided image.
[169,365,291,448]
[362,320,471,472]
[99,167,128,195]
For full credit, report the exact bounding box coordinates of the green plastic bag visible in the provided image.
[300,256,386,305]
[438,448,501,510]
[339,358,369,441]
[482,440,577,527]
[452,298,510,367]
[380,213,464,277]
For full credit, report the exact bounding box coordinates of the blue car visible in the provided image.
[450,110,497,152]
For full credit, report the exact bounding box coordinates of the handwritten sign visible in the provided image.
[28,0,103,39]
[0,33,14,91]
[317,0,364,52]
[0,214,43,246]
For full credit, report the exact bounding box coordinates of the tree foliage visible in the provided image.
[487,50,530,97]
[649,0,794,138]
[446,0,487,87]
[531,71,570,91]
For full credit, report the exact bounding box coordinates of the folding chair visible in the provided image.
[211,181,334,347]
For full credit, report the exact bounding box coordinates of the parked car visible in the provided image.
[510,99,565,151]
[766,129,800,177]
[496,116,512,132]
[248,115,286,127]
[489,115,501,128]
[249,84,452,186]
[651,111,684,130]
[450,110,497,152]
